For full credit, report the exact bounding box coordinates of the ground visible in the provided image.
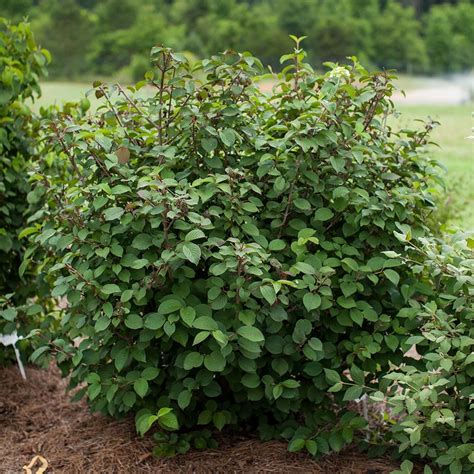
[0,365,404,473]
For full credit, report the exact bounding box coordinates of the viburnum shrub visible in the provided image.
[0,19,53,361]
[372,231,474,474]
[32,39,441,456]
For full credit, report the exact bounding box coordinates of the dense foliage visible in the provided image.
[0,19,52,357]
[28,39,454,464]
[376,231,474,473]
[2,0,473,79]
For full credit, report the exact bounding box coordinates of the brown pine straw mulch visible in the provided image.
[1,365,404,474]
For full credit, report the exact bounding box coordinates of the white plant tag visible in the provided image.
[0,331,26,380]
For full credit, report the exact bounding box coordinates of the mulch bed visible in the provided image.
[1,365,404,474]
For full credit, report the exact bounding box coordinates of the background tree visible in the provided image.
[1,0,473,79]
[372,0,428,73]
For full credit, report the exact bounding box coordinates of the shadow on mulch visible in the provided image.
[1,365,402,474]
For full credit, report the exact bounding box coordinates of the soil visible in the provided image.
[0,365,403,474]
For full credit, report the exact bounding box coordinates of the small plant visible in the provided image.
[31,39,442,458]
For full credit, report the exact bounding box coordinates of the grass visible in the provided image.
[35,81,473,230]
[33,82,92,110]
[394,104,473,230]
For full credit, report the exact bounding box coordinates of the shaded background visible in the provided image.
[2,0,473,81]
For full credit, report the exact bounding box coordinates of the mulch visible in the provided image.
[0,365,405,474]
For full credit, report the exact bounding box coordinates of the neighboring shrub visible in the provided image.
[371,231,474,474]
[33,41,441,456]
[0,19,52,359]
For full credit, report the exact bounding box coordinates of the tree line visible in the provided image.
[3,0,473,80]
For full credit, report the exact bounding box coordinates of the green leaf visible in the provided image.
[125,314,143,329]
[314,208,334,221]
[30,346,49,362]
[111,184,130,195]
[142,367,160,380]
[130,259,149,269]
[308,337,323,352]
[273,385,283,399]
[158,299,182,314]
[158,408,179,431]
[121,289,134,303]
[103,302,113,317]
[104,207,124,221]
[132,233,153,250]
[237,326,265,343]
[213,412,226,431]
[349,365,365,385]
[204,351,226,372]
[294,198,311,211]
[281,379,300,389]
[219,128,236,147]
[88,383,101,400]
[341,258,358,272]
[384,269,400,286]
[193,316,218,331]
[329,156,345,173]
[184,351,204,369]
[340,281,357,297]
[288,438,305,452]
[135,409,157,436]
[305,439,318,456]
[101,284,121,295]
[337,296,356,309]
[293,262,315,274]
[1,308,17,322]
[241,222,259,236]
[185,229,206,241]
[328,382,343,392]
[134,378,149,398]
[114,348,129,371]
[95,316,111,332]
[324,368,341,384]
[182,242,201,265]
[144,313,165,330]
[269,239,286,251]
[180,306,196,325]
[260,285,276,305]
[303,292,321,311]
[197,410,213,425]
[177,390,192,409]
[343,385,363,401]
[193,331,210,345]
[202,137,218,152]
[106,384,118,402]
[241,373,260,388]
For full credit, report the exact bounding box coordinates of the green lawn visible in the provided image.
[394,104,473,230]
[33,82,92,109]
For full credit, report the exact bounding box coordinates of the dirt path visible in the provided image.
[0,365,404,474]
[259,76,473,105]
[393,83,472,105]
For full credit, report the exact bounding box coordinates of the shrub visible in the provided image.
[372,231,474,474]
[0,19,52,360]
[33,41,441,456]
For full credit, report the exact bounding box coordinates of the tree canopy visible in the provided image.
[3,0,473,79]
